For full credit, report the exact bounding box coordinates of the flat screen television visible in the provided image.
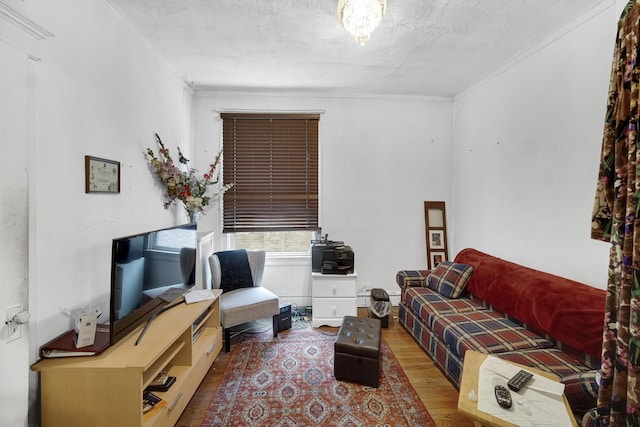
[109,223,198,345]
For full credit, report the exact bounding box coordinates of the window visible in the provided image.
[221,113,320,244]
[151,228,196,252]
[233,231,313,253]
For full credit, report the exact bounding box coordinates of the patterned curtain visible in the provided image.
[592,2,640,425]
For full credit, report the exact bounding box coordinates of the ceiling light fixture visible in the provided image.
[337,0,386,46]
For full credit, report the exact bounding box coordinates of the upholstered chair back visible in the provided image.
[209,250,266,289]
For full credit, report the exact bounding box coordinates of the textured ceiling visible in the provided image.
[106,0,611,97]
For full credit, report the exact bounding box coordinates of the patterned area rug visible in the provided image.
[200,327,435,426]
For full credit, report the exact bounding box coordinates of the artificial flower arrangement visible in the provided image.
[146,133,233,222]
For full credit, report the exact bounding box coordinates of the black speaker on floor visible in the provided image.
[278,303,292,332]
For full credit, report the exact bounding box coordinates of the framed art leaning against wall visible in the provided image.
[424,201,448,269]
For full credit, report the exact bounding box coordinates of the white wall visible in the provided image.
[452,3,616,288]
[13,0,194,424]
[193,93,453,302]
[0,33,33,427]
[28,0,193,341]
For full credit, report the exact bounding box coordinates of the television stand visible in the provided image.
[31,292,222,427]
[135,298,185,345]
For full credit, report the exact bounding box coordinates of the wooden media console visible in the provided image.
[31,293,222,427]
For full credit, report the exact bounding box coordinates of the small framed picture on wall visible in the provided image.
[85,156,120,194]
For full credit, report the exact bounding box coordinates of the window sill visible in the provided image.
[265,252,311,266]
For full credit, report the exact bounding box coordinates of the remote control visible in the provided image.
[507,369,533,392]
[493,377,513,409]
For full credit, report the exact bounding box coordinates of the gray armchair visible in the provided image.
[209,250,279,352]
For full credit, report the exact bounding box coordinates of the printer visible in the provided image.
[311,238,355,275]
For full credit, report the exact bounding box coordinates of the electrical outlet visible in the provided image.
[6,304,21,343]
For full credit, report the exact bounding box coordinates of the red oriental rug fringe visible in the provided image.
[200,328,435,426]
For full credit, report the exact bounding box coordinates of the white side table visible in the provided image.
[311,272,357,327]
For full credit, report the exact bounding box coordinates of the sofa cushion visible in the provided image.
[560,370,599,416]
[454,248,606,360]
[398,304,465,386]
[404,287,485,328]
[497,348,588,379]
[426,261,474,298]
[432,311,554,359]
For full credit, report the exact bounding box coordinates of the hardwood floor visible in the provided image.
[176,307,474,427]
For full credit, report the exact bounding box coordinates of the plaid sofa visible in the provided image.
[397,248,606,425]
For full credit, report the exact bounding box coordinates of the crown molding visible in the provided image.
[0,1,53,40]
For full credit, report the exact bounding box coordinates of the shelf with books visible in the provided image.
[142,341,185,390]
[142,391,167,421]
[146,370,176,392]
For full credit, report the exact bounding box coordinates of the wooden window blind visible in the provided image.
[221,113,320,233]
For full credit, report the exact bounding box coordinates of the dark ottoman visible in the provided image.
[334,316,382,387]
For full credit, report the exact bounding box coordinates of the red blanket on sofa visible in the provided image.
[455,248,606,361]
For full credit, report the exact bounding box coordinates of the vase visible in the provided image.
[186,208,199,223]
